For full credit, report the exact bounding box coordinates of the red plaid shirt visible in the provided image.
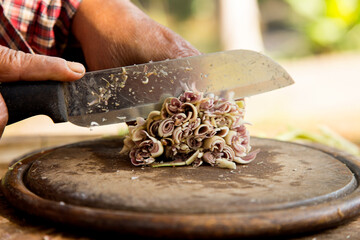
[0,0,81,56]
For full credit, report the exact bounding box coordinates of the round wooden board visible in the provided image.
[2,137,360,239]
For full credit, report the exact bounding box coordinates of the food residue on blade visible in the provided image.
[142,77,149,84]
[90,121,99,127]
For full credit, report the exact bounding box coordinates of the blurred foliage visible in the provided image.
[132,0,360,58]
[277,125,360,156]
[133,0,220,53]
[285,0,360,54]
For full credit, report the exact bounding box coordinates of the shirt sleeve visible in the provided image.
[0,0,82,56]
[53,0,82,55]
[0,3,33,53]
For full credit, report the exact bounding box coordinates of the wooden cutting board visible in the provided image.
[2,137,360,239]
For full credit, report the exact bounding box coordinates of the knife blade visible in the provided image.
[0,49,294,127]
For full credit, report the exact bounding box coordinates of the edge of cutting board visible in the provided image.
[2,137,360,239]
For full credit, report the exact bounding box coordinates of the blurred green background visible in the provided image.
[133,0,221,53]
[133,0,360,58]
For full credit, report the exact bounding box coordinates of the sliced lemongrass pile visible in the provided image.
[120,90,259,169]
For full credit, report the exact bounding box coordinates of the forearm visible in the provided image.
[72,0,143,68]
[71,0,200,70]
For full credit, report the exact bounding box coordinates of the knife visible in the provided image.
[0,49,294,127]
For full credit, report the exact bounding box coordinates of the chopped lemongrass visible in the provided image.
[151,161,186,168]
[215,159,236,170]
[121,90,258,169]
[235,100,245,109]
[185,149,200,165]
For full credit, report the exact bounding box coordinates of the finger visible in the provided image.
[158,26,201,59]
[0,46,85,82]
[173,38,201,59]
[0,93,8,137]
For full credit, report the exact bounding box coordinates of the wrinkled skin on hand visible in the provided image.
[0,45,85,137]
[72,0,200,70]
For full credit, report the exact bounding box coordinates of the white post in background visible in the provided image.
[220,0,264,52]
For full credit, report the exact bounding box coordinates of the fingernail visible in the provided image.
[67,61,85,74]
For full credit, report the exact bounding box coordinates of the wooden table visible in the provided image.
[0,136,360,240]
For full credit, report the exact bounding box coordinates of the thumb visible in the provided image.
[0,93,8,138]
[0,46,85,82]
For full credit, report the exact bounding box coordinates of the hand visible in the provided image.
[0,45,85,137]
[72,0,201,70]
[0,94,7,137]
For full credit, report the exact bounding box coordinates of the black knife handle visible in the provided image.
[0,81,68,125]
